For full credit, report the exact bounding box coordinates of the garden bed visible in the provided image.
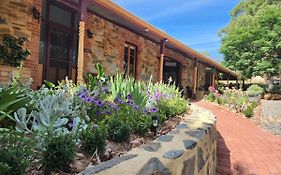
[205,86,259,118]
[28,114,186,175]
[0,64,190,175]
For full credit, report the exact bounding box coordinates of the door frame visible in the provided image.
[42,0,79,83]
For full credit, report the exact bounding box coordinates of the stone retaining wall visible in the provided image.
[81,104,217,175]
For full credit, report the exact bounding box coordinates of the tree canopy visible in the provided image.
[220,0,281,78]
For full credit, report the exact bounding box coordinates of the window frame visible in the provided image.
[123,43,138,77]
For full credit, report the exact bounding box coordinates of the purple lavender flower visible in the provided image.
[108,102,118,111]
[114,96,124,105]
[127,100,134,107]
[127,93,133,100]
[85,97,91,103]
[143,108,149,114]
[135,105,141,111]
[150,107,158,113]
[95,110,101,115]
[103,110,111,115]
[90,97,96,102]
[78,93,86,100]
[94,100,105,107]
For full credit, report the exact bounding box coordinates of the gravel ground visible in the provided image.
[259,100,281,136]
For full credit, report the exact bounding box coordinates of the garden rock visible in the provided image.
[181,155,196,175]
[163,150,184,159]
[185,130,205,140]
[176,123,188,129]
[169,129,180,134]
[197,147,205,171]
[142,142,161,152]
[157,135,173,142]
[183,140,197,150]
[137,157,171,175]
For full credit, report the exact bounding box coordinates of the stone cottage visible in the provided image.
[0,0,237,99]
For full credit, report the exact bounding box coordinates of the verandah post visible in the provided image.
[77,0,88,84]
[193,59,198,99]
[159,39,167,82]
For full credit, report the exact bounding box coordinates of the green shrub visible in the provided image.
[43,134,76,173]
[0,131,35,175]
[216,97,226,105]
[250,102,258,109]
[107,117,130,142]
[206,93,216,102]
[157,111,167,124]
[129,114,152,135]
[81,125,107,155]
[247,84,264,97]
[243,106,254,118]
[267,84,281,94]
[157,98,187,118]
[0,35,30,67]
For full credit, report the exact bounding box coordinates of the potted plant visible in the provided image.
[0,35,31,84]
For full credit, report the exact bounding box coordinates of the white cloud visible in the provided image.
[187,39,221,47]
[112,0,214,21]
[144,0,213,21]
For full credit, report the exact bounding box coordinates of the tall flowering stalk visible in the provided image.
[145,77,182,109]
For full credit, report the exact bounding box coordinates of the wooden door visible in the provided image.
[45,25,73,83]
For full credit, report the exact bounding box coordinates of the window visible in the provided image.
[123,44,137,77]
[49,5,72,28]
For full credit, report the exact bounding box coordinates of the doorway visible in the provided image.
[163,58,181,86]
[205,70,212,91]
[40,0,79,84]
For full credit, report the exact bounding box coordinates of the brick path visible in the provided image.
[195,101,281,175]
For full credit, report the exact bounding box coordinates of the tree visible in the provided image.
[220,0,281,79]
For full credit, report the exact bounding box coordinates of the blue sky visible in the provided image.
[112,0,241,62]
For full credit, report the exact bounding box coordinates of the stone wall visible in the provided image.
[81,104,217,175]
[84,11,197,87]
[197,62,208,99]
[84,11,160,82]
[0,0,41,89]
[0,65,32,85]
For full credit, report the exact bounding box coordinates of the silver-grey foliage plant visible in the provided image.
[14,81,89,144]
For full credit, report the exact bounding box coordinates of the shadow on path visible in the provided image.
[216,131,232,175]
[217,131,250,175]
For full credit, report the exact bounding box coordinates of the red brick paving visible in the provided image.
[196,101,281,175]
